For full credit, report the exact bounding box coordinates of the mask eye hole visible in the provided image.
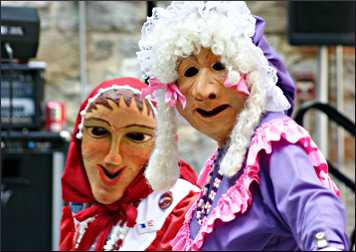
[212,62,225,71]
[184,67,199,77]
[88,127,109,137]
[126,132,152,143]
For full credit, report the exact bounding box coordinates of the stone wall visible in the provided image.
[3,0,354,167]
[3,0,355,235]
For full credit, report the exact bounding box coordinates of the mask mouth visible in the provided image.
[98,165,123,179]
[196,104,230,118]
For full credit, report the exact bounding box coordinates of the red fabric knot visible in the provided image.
[72,173,152,251]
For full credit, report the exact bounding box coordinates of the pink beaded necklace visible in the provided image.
[195,148,225,225]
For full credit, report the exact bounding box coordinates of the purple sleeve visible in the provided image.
[263,139,349,250]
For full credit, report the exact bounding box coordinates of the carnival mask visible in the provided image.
[176,48,248,147]
[81,91,156,204]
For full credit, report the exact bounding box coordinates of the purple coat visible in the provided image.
[181,112,349,251]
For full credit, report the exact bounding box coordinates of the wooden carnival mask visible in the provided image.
[176,48,248,147]
[81,90,156,204]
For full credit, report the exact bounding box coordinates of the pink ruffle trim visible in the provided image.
[171,117,340,251]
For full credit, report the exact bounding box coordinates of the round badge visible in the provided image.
[159,191,173,210]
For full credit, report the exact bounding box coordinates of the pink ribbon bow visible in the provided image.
[141,78,187,109]
[223,74,250,96]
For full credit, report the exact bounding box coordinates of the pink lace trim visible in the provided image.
[171,117,340,251]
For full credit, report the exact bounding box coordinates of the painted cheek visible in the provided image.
[82,141,97,156]
[83,140,106,162]
[82,139,110,181]
[184,98,198,118]
[177,77,194,95]
[215,70,227,82]
[122,144,152,171]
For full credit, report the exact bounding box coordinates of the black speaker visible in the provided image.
[1,6,40,60]
[288,1,355,46]
[1,62,46,130]
[1,131,69,250]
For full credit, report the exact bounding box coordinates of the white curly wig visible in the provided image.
[137,1,290,191]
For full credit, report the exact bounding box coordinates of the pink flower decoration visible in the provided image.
[224,74,250,96]
[141,78,187,108]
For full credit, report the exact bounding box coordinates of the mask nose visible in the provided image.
[192,69,219,101]
[103,139,123,169]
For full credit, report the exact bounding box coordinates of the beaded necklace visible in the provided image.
[195,148,225,225]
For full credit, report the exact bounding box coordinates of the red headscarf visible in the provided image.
[61,77,155,250]
[62,77,152,204]
[60,77,197,250]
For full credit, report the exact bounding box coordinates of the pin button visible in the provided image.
[159,191,173,209]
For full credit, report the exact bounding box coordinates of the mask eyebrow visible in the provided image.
[123,124,155,130]
[205,52,220,64]
[84,117,111,127]
[178,57,197,73]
